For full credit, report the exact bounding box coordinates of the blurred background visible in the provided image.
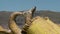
[0,0,60,11]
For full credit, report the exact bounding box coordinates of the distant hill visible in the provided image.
[0,10,60,29]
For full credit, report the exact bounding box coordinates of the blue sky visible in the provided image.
[0,0,60,12]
